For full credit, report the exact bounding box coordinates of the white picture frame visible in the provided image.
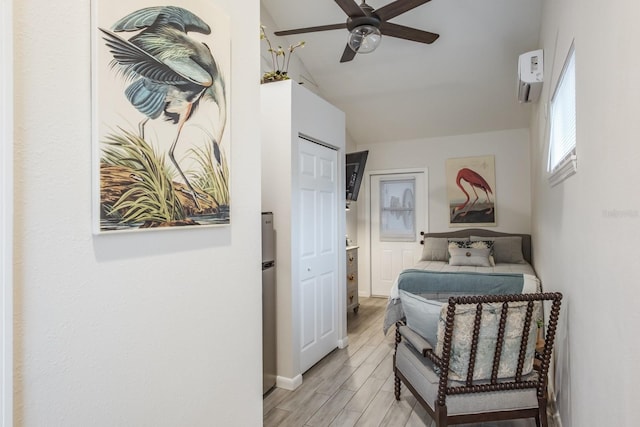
[379,178,416,242]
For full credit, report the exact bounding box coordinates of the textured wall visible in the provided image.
[12,0,262,425]
[2,0,15,423]
[531,1,640,426]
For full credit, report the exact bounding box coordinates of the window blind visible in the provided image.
[548,46,576,173]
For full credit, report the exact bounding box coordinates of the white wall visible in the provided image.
[531,1,640,426]
[1,0,14,424]
[357,128,532,236]
[12,1,262,426]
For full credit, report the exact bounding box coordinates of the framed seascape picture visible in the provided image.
[91,1,230,233]
[446,155,496,227]
[379,177,416,242]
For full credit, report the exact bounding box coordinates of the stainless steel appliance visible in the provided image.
[262,212,277,394]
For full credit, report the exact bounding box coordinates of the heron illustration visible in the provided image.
[100,6,227,209]
[453,168,493,217]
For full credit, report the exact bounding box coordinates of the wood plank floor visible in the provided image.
[263,297,549,427]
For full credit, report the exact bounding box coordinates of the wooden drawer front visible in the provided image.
[347,249,358,272]
[347,271,358,291]
[347,261,357,275]
[347,288,357,307]
[346,248,359,313]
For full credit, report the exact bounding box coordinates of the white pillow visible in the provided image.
[448,247,492,267]
[398,290,443,347]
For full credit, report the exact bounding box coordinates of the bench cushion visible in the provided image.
[395,341,538,415]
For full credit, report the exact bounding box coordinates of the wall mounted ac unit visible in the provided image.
[518,49,543,103]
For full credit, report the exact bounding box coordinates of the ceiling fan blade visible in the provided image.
[340,44,357,63]
[334,0,366,17]
[380,22,439,44]
[274,23,346,36]
[375,0,432,21]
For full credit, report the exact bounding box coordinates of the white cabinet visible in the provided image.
[261,80,347,390]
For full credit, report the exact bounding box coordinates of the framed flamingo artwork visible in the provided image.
[91,1,231,233]
[446,155,496,227]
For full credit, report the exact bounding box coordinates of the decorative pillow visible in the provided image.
[420,237,449,261]
[468,239,494,253]
[447,238,470,248]
[448,247,492,267]
[471,236,526,264]
[398,290,444,347]
[435,301,540,381]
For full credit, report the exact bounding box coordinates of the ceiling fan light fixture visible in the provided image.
[348,25,381,54]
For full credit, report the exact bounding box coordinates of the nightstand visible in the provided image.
[346,246,359,314]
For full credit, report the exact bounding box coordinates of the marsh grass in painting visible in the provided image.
[188,130,229,209]
[100,128,229,231]
[101,129,186,226]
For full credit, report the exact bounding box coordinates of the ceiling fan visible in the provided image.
[274,0,440,63]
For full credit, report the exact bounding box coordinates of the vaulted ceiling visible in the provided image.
[261,0,543,144]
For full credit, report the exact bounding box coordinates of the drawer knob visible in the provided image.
[348,274,355,281]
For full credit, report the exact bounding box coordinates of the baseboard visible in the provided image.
[338,337,349,349]
[275,374,303,391]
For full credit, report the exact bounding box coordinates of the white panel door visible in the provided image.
[298,137,339,373]
[370,171,427,297]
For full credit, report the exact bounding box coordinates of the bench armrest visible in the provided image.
[398,325,433,357]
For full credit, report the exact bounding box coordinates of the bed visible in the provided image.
[383,228,541,334]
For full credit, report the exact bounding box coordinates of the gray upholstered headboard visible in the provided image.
[422,229,532,264]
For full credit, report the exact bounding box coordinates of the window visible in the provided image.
[548,42,577,186]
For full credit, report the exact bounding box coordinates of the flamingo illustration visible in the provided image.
[453,168,493,217]
[99,6,227,209]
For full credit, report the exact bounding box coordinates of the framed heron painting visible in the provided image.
[446,155,496,227]
[91,1,230,233]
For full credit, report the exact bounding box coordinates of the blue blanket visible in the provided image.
[397,269,524,297]
[383,270,526,334]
